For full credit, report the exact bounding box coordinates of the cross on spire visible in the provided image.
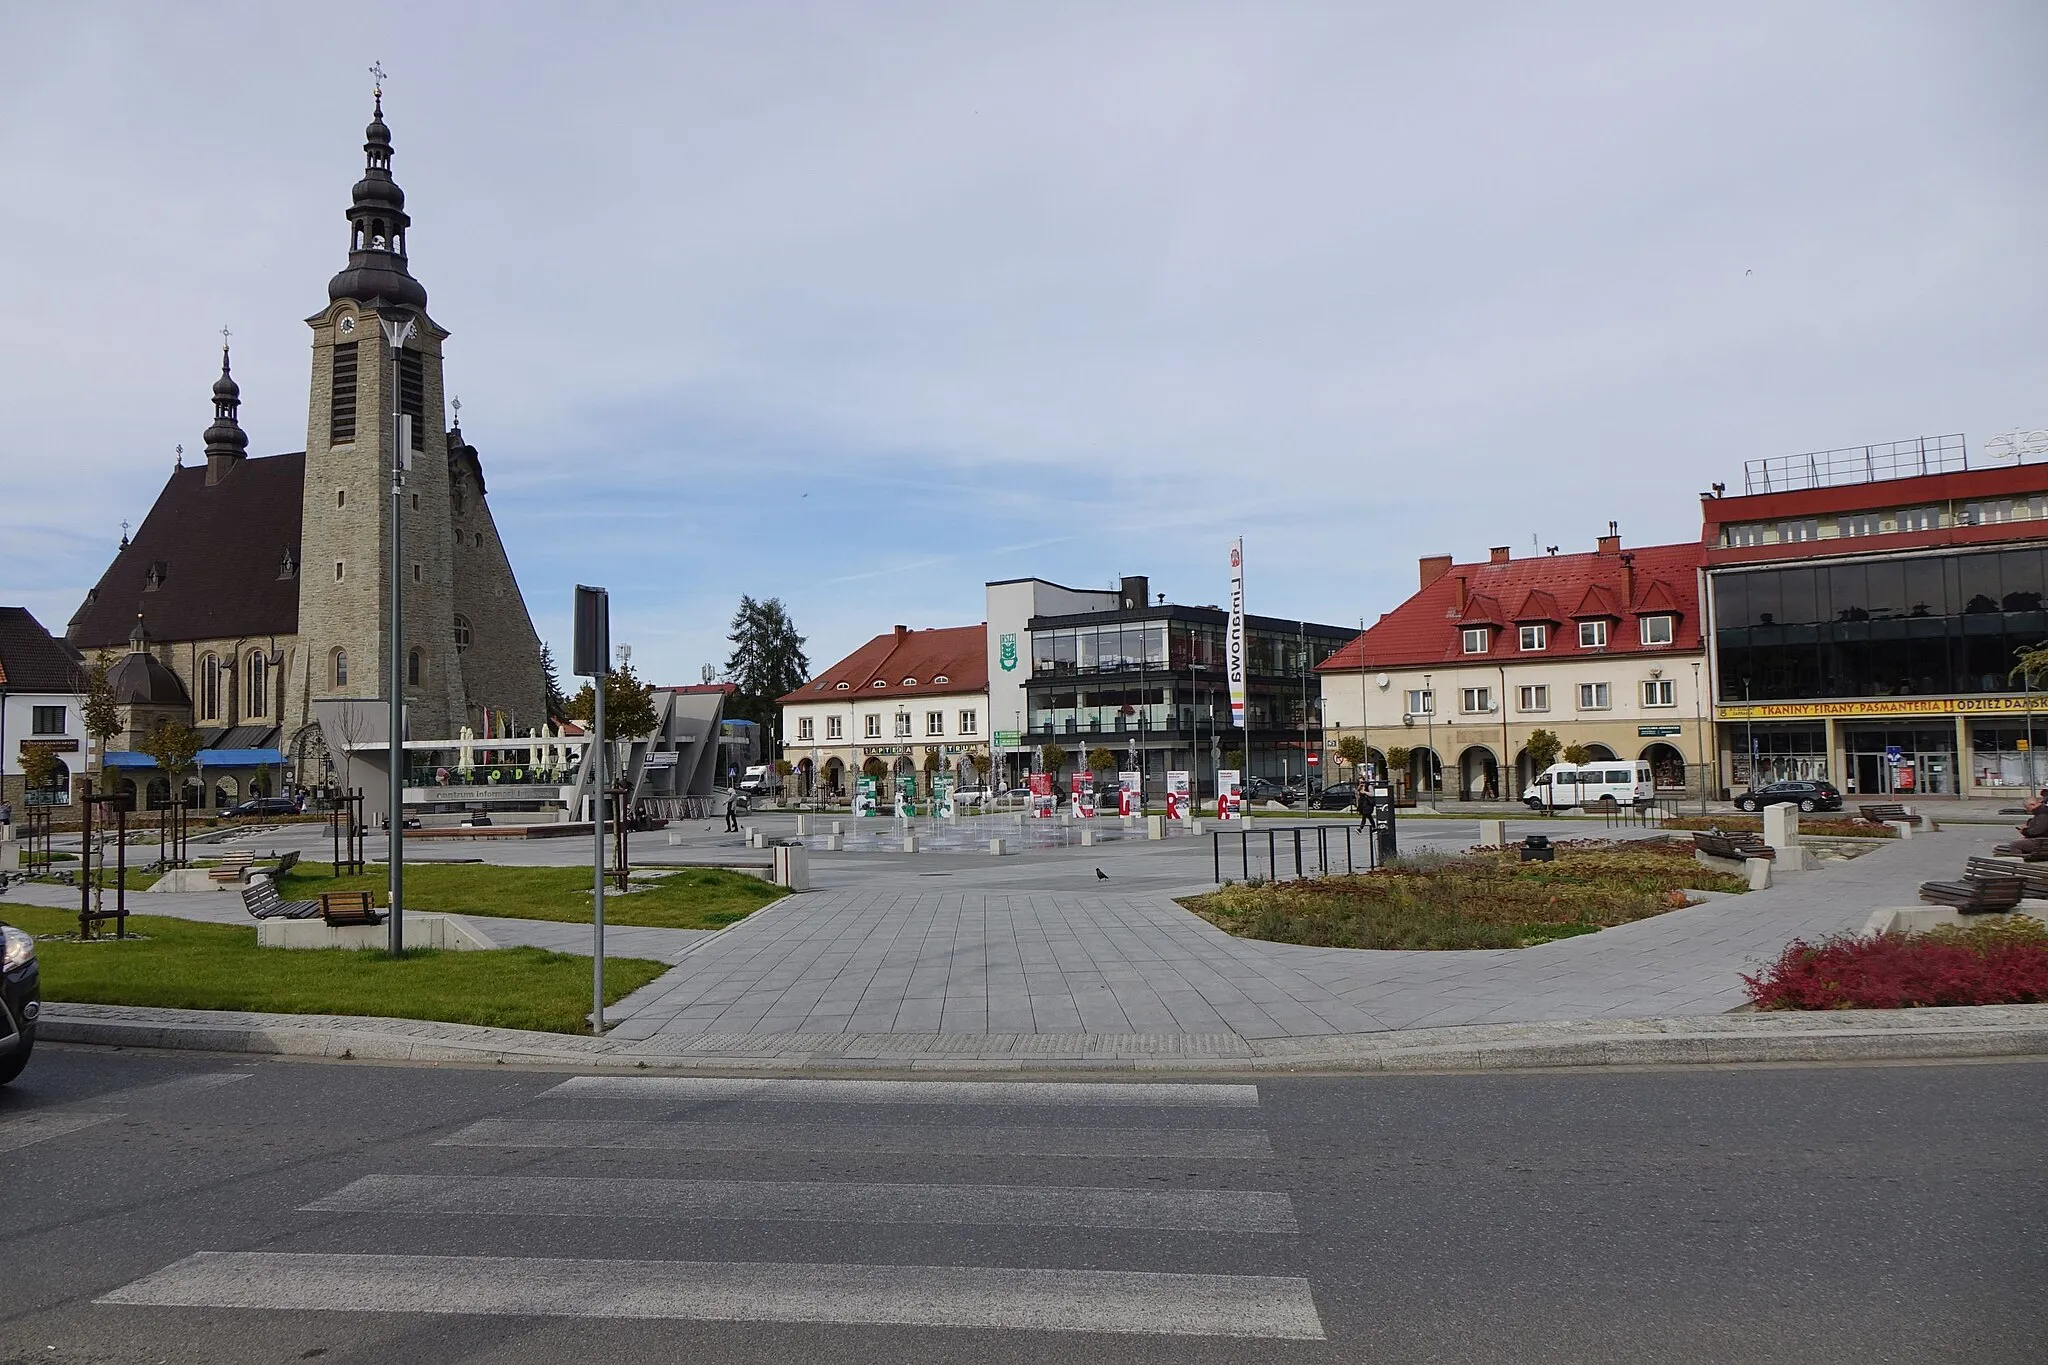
[369,60,386,112]
[174,443,183,468]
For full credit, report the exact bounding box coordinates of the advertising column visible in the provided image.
[1227,539,1247,733]
[1069,771,1095,818]
[1166,769,1191,823]
[1216,768,1242,821]
[1117,770,1141,817]
[1027,772,1054,818]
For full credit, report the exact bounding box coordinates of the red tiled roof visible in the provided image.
[779,624,989,704]
[1512,589,1563,622]
[1318,541,1704,672]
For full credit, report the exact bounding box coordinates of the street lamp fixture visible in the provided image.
[377,305,416,957]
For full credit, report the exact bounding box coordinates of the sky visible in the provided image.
[4,2,2044,684]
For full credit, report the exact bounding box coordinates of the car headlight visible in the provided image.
[2,925,34,972]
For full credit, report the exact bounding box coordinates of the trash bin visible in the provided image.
[1520,834,1553,863]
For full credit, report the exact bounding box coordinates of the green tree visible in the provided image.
[968,747,992,778]
[1384,745,1412,792]
[81,652,120,771]
[862,755,888,779]
[1039,741,1067,776]
[1525,728,1562,774]
[1335,734,1367,775]
[139,718,201,808]
[724,597,810,733]
[1561,742,1594,766]
[1222,748,1245,771]
[539,642,569,722]
[1085,746,1117,774]
[564,663,659,738]
[2011,641,2048,690]
[19,743,60,796]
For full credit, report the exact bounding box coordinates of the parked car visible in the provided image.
[225,795,302,820]
[1734,780,1842,813]
[1522,762,1655,810]
[1238,776,1296,807]
[1313,781,1361,811]
[0,915,40,1086]
[950,786,995,809]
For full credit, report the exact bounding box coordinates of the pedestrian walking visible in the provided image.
[724,792,740,833]
[1356,784,1372,832]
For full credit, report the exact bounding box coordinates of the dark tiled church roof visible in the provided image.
[68,454,305,649]
[0,607,85,691]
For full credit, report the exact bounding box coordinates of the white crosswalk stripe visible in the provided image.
[306,1173,1299,1233]
[438,1115,1274,1159]
[542,1075,1260,1107]
[99,1252,1325,1339]
[99,1074,1326,1341]
[0,1111,114,1154]
[0,1072,253,1154]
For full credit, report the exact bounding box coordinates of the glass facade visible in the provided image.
[1714,547,2048,701]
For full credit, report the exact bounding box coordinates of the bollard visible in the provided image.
[831,820,844,836]
[794,814,811,836]
[988,836,1006,855]
[665,829,683,846]
[1080,828,1096,847]
[1745,856,1773,890]
[1146,814,1165,840]
[902,834,918,853]
[1189,819,1204,836]
[1479,818,1506,847]
[825,833,844,851]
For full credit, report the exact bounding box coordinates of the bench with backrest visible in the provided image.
[1964,855,2048,900]
[1859,803,1921,827]
[1990,839,2048,862]
[242,879,320,920]
[319,891,386,927]
[1692,830,1775,862]
[207,850,257,883]
[1919,868,2024,913]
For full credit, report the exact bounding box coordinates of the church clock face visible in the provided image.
[338,315,356,335]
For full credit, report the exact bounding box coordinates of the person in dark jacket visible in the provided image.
[724,793,741,833]
[1356,784,1372,832]
[1996,790,2048,856]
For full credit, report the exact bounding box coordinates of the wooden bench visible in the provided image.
[1859,803,1920,827]
[318,891,386,927]
[242,880,320,920]
[1919,873,2023,914]
[1692,831,1774,862]
[207,850,256,883]
[1992,841,2048,862]
[1965,856,2048,899]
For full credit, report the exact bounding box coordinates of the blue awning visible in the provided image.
[102,752,156,768]
[197,748,283,768]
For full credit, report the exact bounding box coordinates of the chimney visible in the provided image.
[1453,575,1468,613]
[1119,576,1150,611]
[894,624,908,638]
[1619,552,1636,607]
[1419,554,1454,588]
[1489,546,1510,564]
[1596,521,1620,555]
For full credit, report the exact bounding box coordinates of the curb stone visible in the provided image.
[36,1001,2048,1075]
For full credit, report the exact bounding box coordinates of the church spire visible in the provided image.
[202,336,249,485]
[327,68,428,310]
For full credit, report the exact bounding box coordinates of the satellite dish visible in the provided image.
[1982,429,2048,465]
[1376,673,1391,689]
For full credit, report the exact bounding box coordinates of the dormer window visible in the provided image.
[1517,625,1547,651]
[872,680,886,688]
[934,675,950,684]
[1640,615,1674,646]
[1460,627,1489,655]
[145,561,167,592]
[1579,620,1609,649]
[902,678,918,687]
[278,547,297,581]
[835,682,851,690]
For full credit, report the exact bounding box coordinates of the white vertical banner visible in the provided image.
[1227,538,1247,730]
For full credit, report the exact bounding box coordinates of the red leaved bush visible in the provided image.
[1743,919,2048,1009]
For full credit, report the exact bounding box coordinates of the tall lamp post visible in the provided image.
[1423,671,1435,799]
[377,306,416,956]
[1692,661,1708,813]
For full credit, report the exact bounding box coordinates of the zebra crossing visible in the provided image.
[98,1074,1326,1342]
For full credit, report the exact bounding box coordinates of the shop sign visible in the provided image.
[1637,725,1682,737]
[18,738,80,753]
[994,731,1021,748]
[1717,696,2046,721]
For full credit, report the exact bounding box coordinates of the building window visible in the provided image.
[335,561,345,581]
[926,711,944,737]
[1726,524,1767,548]
[1642,679,1677,707]
[894,712,912,738]
[245,650,267,717]
[1517,685,1549,712]
[1578,620,1608,649]
[1778,518,1819,543]
[864,714,882,739]
[1577,682,1611,710]
[1518,624,1547,651]
[1461,627,1489,655]
[398,351,425,450]
[1640,615,1673,646]
[1405,688,1435,716]
[30,705,66,735]
[959,709,978,735]
[452,614,471,652]
[336,489,346,509]
[1840,512,1882,537]
[408,649,422,686]
[473,532,483,548]
[412,562,421,583]
[797,717,814,742]
[332,648,348,687]
[1897,506,1939,532]
[827,715,844,740]
[410,493,420,512]
[1460,686,1492,714]
[329,340,358,443]
[198,653,221,721]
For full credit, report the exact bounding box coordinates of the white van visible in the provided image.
[1522,761,1655,810]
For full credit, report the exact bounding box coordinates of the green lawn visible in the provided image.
[0,904,667,1034]
[272,861,783,930]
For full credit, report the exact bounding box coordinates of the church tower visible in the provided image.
[297,83,467,740]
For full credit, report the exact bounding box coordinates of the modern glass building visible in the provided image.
[1702,436,2048,797]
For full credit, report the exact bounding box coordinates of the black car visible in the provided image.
[1734,780,1842,813]
[1313,781,1361,811]
[1,916,40,1085]
[225,795,302,819]
[1238,776,1296,807]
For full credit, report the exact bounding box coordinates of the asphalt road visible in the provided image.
[2,1046,2041,1364]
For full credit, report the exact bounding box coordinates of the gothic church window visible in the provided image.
[330,342,359,443]
[246,651,268,717]
[408,649,422,686]
[453,615,471,653]
[337,489,346,508]
[332,649,348,687]
[199,654,221,721]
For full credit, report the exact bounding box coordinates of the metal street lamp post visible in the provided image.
[377,306,416,957]
[1692,661,1708,813]
[1423,671,1435,799]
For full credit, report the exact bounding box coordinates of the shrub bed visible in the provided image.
[1742,919,2048,1009]
[1662,814,1894,839]
[1181,839,1745,950]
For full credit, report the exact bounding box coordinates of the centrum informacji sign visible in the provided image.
[1717,697,2045,721]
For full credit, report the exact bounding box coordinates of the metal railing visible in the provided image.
[1742,434,1968,494]
[1212,823,1382,884]
[1603,796,1678,828]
